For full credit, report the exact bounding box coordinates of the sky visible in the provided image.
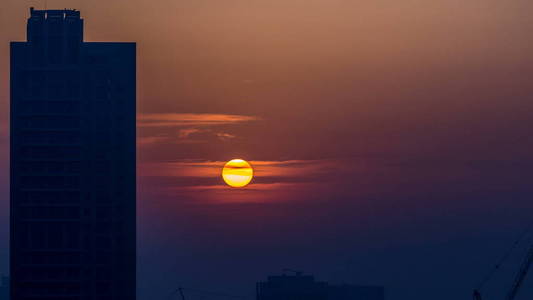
[2,0,533,299]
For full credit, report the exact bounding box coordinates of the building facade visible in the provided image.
[10,8,136,300]
[0,276,9,300]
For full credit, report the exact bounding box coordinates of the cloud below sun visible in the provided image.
[139,159,343,203]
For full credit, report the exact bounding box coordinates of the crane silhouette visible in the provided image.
[473,223,533,300]
[167,286,251,300]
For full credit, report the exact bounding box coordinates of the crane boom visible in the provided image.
[167,286,250,299]
[178,288,185,300]
[473,289,482,300]
[167,287,185,300]
[505,245,533,300]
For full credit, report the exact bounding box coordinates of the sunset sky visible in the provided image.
[2,0,533,299]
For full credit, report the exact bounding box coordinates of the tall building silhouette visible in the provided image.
[0,276,9,300]
[10,8,136,300]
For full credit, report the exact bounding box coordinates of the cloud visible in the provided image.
[215,132,236,141]
[139,159,336,204]
[160,182,319,204]
[178,128,203,138]
[175,128,238,143]
[138,136,170,146]
[137,113,260,145]
[140,159,343,188]
[138,113,260,128]
[137,113,261,146]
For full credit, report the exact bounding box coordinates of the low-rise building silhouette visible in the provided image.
[329,284,384,300]
[256,272,384,300]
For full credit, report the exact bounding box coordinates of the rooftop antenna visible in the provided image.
[282,268,303,276]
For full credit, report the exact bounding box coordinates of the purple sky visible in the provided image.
[2,0,533,299]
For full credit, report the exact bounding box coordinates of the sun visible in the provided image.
[222,159,253,188]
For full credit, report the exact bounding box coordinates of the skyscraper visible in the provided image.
[10,8,136,300]
[0,276,9,300]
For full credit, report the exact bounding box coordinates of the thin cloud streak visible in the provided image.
[139,159,345,204]
[140,159,342,182]
[137,113,261,127]
[216,132,236,141]
[178,128,203,138]
[162,182,324,204]
[171,182,312,192]
[138,136,170,146]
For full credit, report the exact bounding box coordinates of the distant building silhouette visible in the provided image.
[10,8,136,300]
[328,284,384,300]
[257,273,328,300]
[256,272,384,300]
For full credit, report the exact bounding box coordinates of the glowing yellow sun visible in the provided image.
[222,159,253,188]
